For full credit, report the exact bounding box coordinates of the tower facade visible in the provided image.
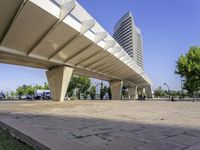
[113,12,144,69]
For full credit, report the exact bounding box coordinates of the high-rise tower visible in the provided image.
[113,12,144,69]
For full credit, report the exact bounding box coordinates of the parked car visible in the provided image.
[19,95,34,100]
[26,94,34,100]
[103,93,109,100]
[19,95,27,100]
[34,90,51,100]
[42,92,51,100]
[0,92,5,100]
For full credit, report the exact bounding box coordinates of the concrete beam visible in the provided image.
[60,0,76,20]
[64,43,95,63]
[94,57,118,71]
[0,0,27,44]
[27,0,76,55]
[85,54,110,68]
[109,80,123,100]
[76,40,116,67]
[46,66,73,102]
[64,32,107,63]
[104,40,116,50]
[86,46,121,69]
[75,50,102,66]
[80,19,95,34]
[93,47,124,71]
[48,19,95,60]
[103,63,129,75]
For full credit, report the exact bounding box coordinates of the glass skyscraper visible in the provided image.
[113,12,144,69]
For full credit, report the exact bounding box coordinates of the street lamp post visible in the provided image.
[164,82,170,100]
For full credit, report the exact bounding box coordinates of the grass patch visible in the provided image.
[0,127,34,150]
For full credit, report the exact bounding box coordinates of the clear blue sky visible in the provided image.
[1,0,200,91]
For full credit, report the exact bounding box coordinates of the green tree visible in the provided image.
[83,91,89,100]
[154,86,166,98]
[15,84,45,97]
[67,76,77,97]
[78,76,91,98]
[175,46,200,101]
[10,91,16,99]
[26,85,35,95]
[43,82,49,90]
[16,85,26,96]
[107,87,112,100]
[34,84,43,90]
[67,75,91,99]
[99,83,104,100]
[16,85,33,96]
[89,86,96,100]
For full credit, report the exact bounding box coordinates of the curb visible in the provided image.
[0,121,51,150]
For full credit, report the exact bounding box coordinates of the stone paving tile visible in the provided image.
[1,101,200,150]
[164,134,200,146]
[136,141,187,150]
[100,137,145,150]
[184,129,200,137]
[74,135,107,146]
[159,128,186,137]
[132,130,167,143]
[184,142,200,150]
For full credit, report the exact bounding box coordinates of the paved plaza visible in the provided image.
[0,100,200,150]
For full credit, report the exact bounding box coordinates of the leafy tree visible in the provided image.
[67,76,77,97]
[103,86,107,94]
[107,87,112,100]
[175,46,200,101]
[15,83,48,97]
[67,75,91,99]
[78,76,91,97]
[43,82,49,90]
[10,91,16,99]
[100,85,109,100]
[154,86,166,98]
[26,85,35,95]
[89,86,96,100]
[16,85,33,96]
[16,85,26,96]
[100,81,103,100]
[83,91,89,100]
[34,84,43,90]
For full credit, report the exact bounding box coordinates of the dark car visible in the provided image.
[0,92,5,100]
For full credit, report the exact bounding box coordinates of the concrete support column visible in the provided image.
[109,80,123,100]
[128,85,138,100]
[138,88,145,96]
[46,66,73,102]
[145,86,154,99]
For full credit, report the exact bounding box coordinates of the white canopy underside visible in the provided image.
[0,0,152,87]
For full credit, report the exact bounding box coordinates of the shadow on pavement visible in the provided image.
[0,112,200,150]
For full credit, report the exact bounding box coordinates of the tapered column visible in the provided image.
[46,66,73,102]
[138,88,145,96]
[109,80,123,100]
[128,85,138,100]
[145,86,154,99]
